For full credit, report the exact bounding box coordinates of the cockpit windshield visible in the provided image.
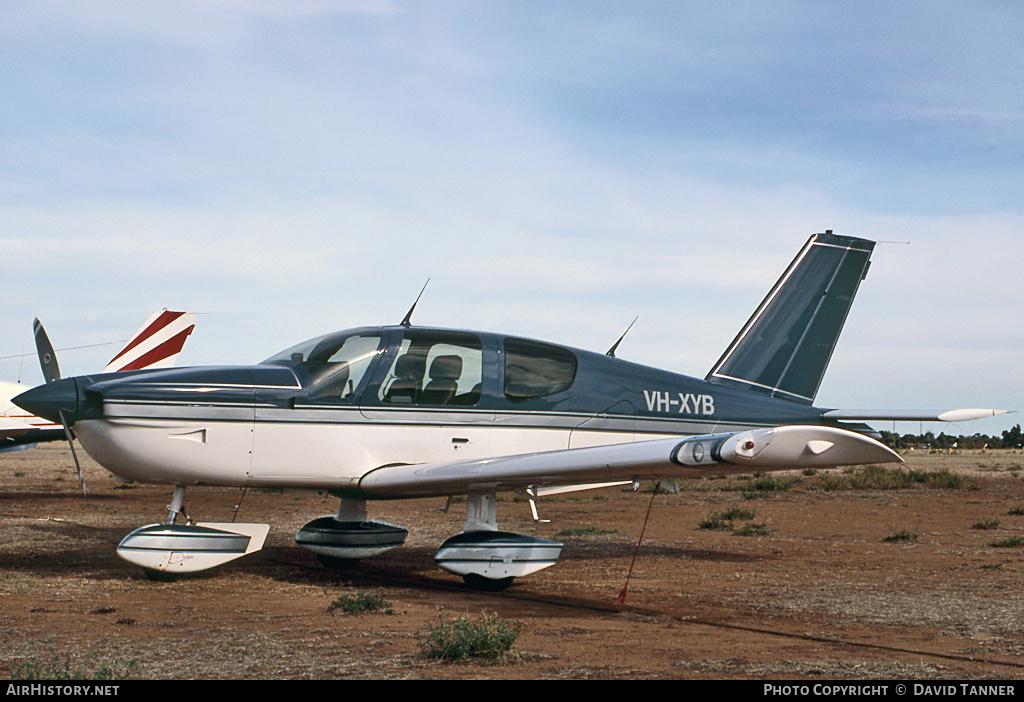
[262,331,382,400]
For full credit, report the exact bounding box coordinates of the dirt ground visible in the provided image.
[3,443,1024,680]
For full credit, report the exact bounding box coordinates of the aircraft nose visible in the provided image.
[13,378,80,424]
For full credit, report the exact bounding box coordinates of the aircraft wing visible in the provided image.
[0,417,33,441]
[357,425,902,499]
[0,417,63,452]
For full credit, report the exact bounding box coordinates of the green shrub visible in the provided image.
[556,527,620,537]
[8,653,137,680]
[921,469,975,489]
[741,475,797,499]
[883,529,918,543]
[698,507,757,530]
[821,466,977,491]
[971,518,1001,531]
[733,522,771,537]
[420,611,522,663]
[327,591,394,616]
[697,513,730,531]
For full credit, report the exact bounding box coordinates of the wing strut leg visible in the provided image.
[464,491,498,532]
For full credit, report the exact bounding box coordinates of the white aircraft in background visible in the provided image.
[1,310,197,464]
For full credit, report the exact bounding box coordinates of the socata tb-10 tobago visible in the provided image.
[14,231,1006,588]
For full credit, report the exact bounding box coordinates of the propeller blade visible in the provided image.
[58,409,86,496]
[32,318,61,384]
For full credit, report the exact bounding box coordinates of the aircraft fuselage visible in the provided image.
[30,324,843,494]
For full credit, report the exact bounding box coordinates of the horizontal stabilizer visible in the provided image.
[823,409,1010,423]
[357,425,902,499]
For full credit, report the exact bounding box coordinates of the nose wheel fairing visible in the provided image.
[116,484,269,577]
[116,522,269,575]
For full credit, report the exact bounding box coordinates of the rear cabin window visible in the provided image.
[503,338,577,402]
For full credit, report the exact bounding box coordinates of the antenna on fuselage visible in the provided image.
[606,316,638,357]
[400,278,430,327]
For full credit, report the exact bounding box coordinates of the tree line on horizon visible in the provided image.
[879,424,1022,450]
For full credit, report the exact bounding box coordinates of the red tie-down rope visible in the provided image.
[614,483,660,612]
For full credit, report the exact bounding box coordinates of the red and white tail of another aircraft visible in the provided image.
[102,310,197,373]
[1,310,197,450]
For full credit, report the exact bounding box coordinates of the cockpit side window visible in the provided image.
[303,333,382,400]
[378,331,483,406]
[503,338,577,402]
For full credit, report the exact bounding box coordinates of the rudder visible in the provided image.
[706,231,874,404]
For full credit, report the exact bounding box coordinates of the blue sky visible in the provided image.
[2,1,1021,435]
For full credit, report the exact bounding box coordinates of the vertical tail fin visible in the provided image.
[706,231,874,405]
[104,310,197,372]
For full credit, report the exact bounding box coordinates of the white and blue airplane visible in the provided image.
[13,232,1006,588]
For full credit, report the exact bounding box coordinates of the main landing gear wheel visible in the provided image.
[462,574,514,591]
[314,554,361,571]
[435,493,563,590]
[295,500,409,570]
